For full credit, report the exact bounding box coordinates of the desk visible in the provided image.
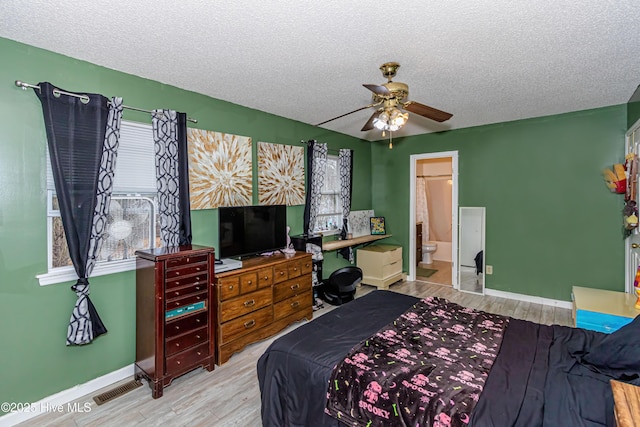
[322,234,391,252]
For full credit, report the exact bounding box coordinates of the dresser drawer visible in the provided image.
[219,287,272,322]
[165,272,208,291]
[274,290,312,321]
[288,261,302,279]
[273,263,289,284]
[166,254,209,269]
[218,276,240,301]
[257,267,273,288]
[219,306,273,344]
[273,275,312,303]
[381,260,402,279]
[165,311,208,339]
[165,261,208,279]
[301,258,313,275]
[240,272,258,294]
[165,326,208,357]
[166,291,208,312]
[166,342,209,375]
[165,282,208,299]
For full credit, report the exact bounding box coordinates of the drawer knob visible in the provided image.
[247,280,252,285]
[244,299,256,307]
[264,276,269,280]
[290,283,300,290]
[174,291,180,296]
[195,318,201,323]
[228,285,234,290]
[293,267,297,271]
[280,271,285,276]
[174,325,180,331]
[176,361,181,365]
[244,319,256,329]
[196,335,201,339]
[175,343,180,348]
[291,301,300,308]
[195,286,200,291]
[197,351,202,356]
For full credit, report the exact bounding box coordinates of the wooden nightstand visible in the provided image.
[611,380,640,427]
[572,286,639,333]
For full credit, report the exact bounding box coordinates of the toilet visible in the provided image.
[422,242,437,264]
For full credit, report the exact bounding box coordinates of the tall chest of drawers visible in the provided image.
[215,251,313,365]
[135,245,216,398]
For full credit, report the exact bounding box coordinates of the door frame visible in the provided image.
[408,151,459,288]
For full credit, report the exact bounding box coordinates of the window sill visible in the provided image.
[36,258,137,286]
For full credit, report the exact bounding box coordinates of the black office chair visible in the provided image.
[319,266,362,306]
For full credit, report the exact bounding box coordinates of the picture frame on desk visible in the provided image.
[370,217,386,235]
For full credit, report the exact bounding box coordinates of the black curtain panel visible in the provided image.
[152,109,192,247]
[176,112,192,245]
[303,140,327,235]
[338,149,354,261]
[35,82,123,345]
[302,140,316,235]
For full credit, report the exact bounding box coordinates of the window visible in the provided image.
[38,121,161,285]
[313,154,342,235]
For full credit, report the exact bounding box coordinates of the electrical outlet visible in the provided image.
[486,265,493,275]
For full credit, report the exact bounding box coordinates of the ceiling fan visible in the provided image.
[317,62,453,143]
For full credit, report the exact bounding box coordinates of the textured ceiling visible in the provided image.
[1,0,639,141]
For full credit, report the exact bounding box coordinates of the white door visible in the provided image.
[625,119,640,293]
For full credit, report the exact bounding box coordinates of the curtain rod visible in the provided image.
[15,80,198,123]
[300,139,341,154]
[417,174,452,178]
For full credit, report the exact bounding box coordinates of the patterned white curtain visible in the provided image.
[305,141,327,235]
[338,149,354,262]
[152,109,182,247]
[416,177,430,245]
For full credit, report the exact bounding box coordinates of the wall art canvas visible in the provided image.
[348,210,375,237]
[257,141,305,206]
[187,129,253,209]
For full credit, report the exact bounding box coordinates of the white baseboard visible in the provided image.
[0,364,134,427]
[484,288,573,310]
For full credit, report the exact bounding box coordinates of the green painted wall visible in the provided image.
[372,106,627,301]
[0,37,371,407]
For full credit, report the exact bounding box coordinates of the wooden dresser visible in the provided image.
[135,245,216,398]
[215,251,313,365]
[356,244,404,289]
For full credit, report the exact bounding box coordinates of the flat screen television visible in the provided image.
[218,205,287,259]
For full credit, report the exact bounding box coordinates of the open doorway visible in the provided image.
[408,151,459,288]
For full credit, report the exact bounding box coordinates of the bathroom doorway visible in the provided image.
[408,151,459,288]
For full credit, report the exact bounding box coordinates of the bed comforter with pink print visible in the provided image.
[325,297,508,427]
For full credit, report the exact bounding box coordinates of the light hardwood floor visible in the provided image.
[16,281,573,427]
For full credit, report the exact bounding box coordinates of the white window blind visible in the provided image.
[46,120,157,193]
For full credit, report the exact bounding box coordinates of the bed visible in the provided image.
[257,290,640,426]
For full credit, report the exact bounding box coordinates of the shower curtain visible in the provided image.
[416,177,429,246]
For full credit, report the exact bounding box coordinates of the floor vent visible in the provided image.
[93,379,142,406]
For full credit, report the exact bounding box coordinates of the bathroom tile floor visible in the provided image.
[416,259,452,286]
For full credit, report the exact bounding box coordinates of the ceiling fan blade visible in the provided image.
[403,101,453,122]
[361,110,382,131]
[363,84,391,97]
